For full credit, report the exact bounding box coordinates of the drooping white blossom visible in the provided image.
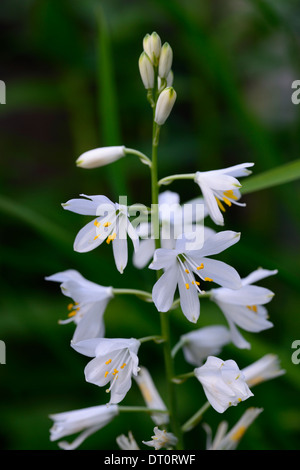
[62,194,139,273]
[76,146,126,169]
[116,431,140,450]
[135,366,169,425]
[211,268,277,349]
[142,426,178,450]
[49,404,119,450]
[242,354,285,387]
[150,230,242,323]
[45,269,113,343]
[180,325,232,366]
[204,407,263,450]
[194,163,254,226]
[194,356,253,413]
[72,337,141,405]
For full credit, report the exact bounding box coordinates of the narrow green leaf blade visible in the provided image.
[241,160,300,194]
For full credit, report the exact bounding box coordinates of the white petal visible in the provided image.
[197,258,242,289]
[133,238,155,269]
[149,248,177,270]
[73,219,107,253]
[71,338,103,357]
[62,195,114,215]
[72,302,107,344]
[242,268,278,286]
[112,220,128,274]
[198,180,224,226]
[152,268,178,312]
[212,285,274,306]
[178,276,200,323]
[190,230,240,258]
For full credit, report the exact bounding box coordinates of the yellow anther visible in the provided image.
[216,197,226,212]
[222,197,232,207]
[106,232,117,244]
[103,221,112,227]
[120,363,126,369]
[94,234,99,240]
[94,220,101,227]
[231,426,247,442]
[204,277,213,282]
[104,371,109,378]
[185,269,189,274]
[235,374,240,380]
[223,190,238,200]
[185,283,190,290]
[105,359,112,365]
[112,368,119,376]
[67,303,74,311]
[197,263,204,270]
[238,397,242,402]
[192,281,200,286]
[68,310,77,318]
[247,305,258,312]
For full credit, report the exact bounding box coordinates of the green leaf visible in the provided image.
[241,159,300,194]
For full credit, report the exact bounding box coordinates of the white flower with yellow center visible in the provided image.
[150,230,242,323]
[45,269,113,343]
[62,194,139,274]
[194,162,254,226]
[72,337,141,405]
[143,426,178,450]
[211,268,277,349]
[194,356,253,413]
[49,403,119,450]
[204,407,263,450]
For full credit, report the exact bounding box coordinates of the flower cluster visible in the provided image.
[46,31,284,450]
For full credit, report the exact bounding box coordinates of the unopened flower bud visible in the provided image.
[76,146,125,169]
[143,32,161,65]
[139,52,155,89]
[154,86,177,126]
[158,42,173,79]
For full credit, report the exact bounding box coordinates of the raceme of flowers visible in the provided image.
[46,31,284,451]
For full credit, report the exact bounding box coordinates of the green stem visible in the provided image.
[112,288,153,301]
[151,113,184,450]
[158,173,195,186]
[139,335,164,344]
[181,401,211,433]
[124,148,152,167]
[118,406,169,415]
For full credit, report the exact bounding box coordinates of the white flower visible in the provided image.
[116,431,140,450]
[180,325,232,366]
[242,354,285,387]
[133,190,213,269]
[194,163,254,226]
[62,194,139,273]
[194,356,254,413]
[139,52,155,89]
[150,230,242,323]
[154,87,177,126]
[211,268,277,349]
[45,269,113,343]
[49,404,119,450]
[72,337,141,405]
[135,366,169,425]
[143,426,178,450]
[76,146,125,169]
[158,42,173,79]
[204,407,263,450]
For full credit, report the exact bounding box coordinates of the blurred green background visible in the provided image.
[1,0,300,450]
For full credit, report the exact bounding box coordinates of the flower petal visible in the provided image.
[197,258,242,289]
[178,276,200,323]
[242,268,278,286]
[152,267,178,312]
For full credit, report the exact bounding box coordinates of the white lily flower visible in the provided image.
[204,407,263,450]
[143,426,178,450]
[135,366,169,425]
[76,146,125,169]
[180,325,232,366]
[62,194,139,274]
[45,269,113,343]
[133,190,213,269]
[49,403,119,450]
[194,162,254,226]
[211,268,277,349]
[72,337,141,405]
[242,354,285,387]
[194,356,254,413]
[150,230,242,323]
[116,431,140,450]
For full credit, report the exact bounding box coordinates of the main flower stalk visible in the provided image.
[151,106,183,449]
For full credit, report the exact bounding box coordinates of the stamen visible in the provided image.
[94,235,99,240]
[185,269,189,274]
[67,310,77,318]
[94,219,101,227]
[247,305,258,312]
[197,263,204,270]
[120,363,126,369]
[222,197,232,207]
[223,190,238,200]
[103,221,112,227]
[112,368,119,376]
[231,426,247,442]
[67,303,74,311]
[106,232,117,244]
[105,359,112,365]
[104,371,109,378]
[185,283,190,290]
[216,197,226,212]
[204,277,213,282]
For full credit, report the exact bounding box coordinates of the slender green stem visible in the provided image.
[181,401,211,433]
[112,288,153,301]
[118,406,169,415]
[172,371,195,384]
[139,335,164,344]
[124,147,152,167]
[158,173,195,186]
[150,107,184,450]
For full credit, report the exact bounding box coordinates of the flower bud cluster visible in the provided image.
[139,31,176,126]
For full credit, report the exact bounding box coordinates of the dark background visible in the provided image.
[0,0,300,450]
